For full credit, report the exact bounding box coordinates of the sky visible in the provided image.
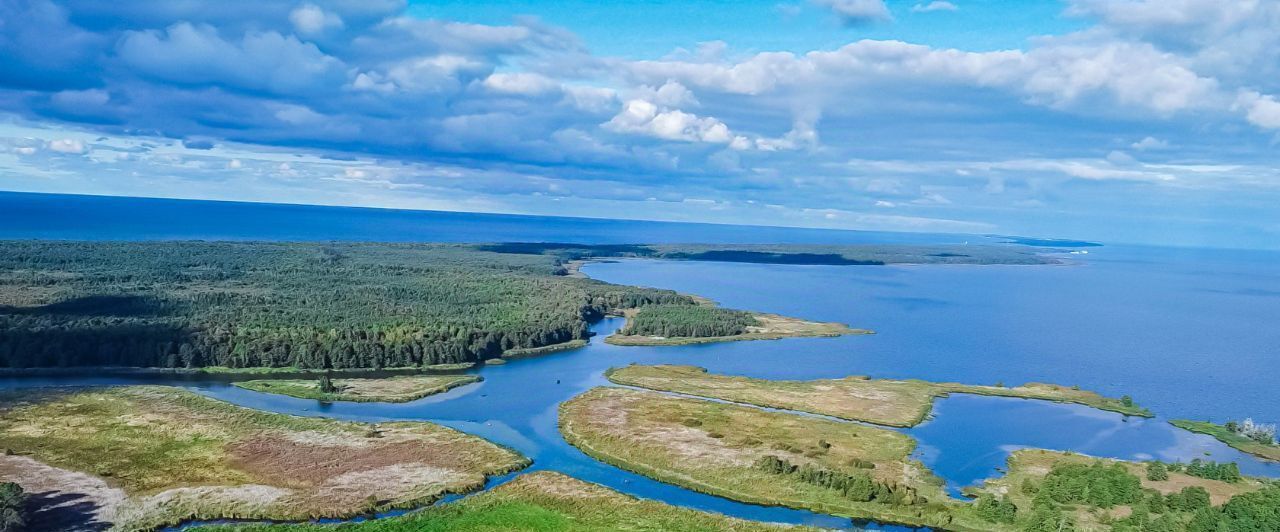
[0,0,1278,249]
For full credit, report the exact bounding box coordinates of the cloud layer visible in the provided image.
[0,0,1278,248]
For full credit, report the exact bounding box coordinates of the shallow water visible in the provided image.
[2,244,1278,530]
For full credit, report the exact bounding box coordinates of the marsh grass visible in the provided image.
[607,364,1151,427]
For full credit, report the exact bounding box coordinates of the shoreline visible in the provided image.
[1170,420,1280,462]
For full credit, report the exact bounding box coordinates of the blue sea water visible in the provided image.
[0,191,972,245]
[2,191,1278,529]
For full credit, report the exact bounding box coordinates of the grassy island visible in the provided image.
[234,374,481,403]
[607,365,1151,426]
[605,307,866,347]
[1170,420,1280,462]
[559,386,999,530]
[0,386,527,531]
[208,471,808,532]
[970,449,1274,531]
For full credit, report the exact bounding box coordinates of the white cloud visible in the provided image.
[482,72,558,95]
[912,1,958,13]
[1235,90,1280,130]
[47,138,87,154]
[604,99,737,145]
[227,159,242,169]
[1131,136,1169,150]
[117,22,343,95]
[812,0,892,25]
[289,4,345,36]
[14,146,37,155]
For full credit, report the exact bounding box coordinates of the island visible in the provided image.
[606,364,1151,427]
[559,386,979,530]
[559,385,1276,531]
[0,386,528,530]
[605,305,865,346]
[1170,419,1280,462]
[207,471,809,532]
[234,374,481,403]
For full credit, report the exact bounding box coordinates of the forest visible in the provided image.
[0,241,689,369]
[618,304,758,338]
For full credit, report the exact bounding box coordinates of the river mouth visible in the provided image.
[4,252,1280,530]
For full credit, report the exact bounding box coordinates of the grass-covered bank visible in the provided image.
[203,471,808,532]
[607,365,1150,426]
[234,374,481,403]
[558,386,999,530]
[0,386,528,531]
[1170,420,1280,462]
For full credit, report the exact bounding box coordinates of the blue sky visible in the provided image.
[1,0,1278,248]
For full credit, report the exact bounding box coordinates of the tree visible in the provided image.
[318,372,339,394]
[1146,461,1169,481]
[0,482,26,532]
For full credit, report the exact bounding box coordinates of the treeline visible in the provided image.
[620,305,758,338]
[476,242,1055,266]
[0,241,689,369]
[1155,459,1242,483]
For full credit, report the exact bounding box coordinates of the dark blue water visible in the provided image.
[0,191,970,245]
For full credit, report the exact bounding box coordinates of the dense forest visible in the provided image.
[0,241,690,369]
[619,304,758,338]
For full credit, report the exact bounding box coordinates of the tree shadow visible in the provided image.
[25,489,112,531]
[0,294,175,317]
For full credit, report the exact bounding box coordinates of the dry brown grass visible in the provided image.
[0,386,527,531]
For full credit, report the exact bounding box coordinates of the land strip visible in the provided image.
[558,386,996,530]
[206,470,809,531]
[605,308,868,347]
[1170,420,1280,462]
[234,374,481,403]
[0,386,528,531]
[607,365,1151,427]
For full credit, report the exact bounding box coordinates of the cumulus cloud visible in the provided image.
[605,99,740,145]
[813,0,892,25]
[1235,91,1280,130]
[117,22,343,95]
